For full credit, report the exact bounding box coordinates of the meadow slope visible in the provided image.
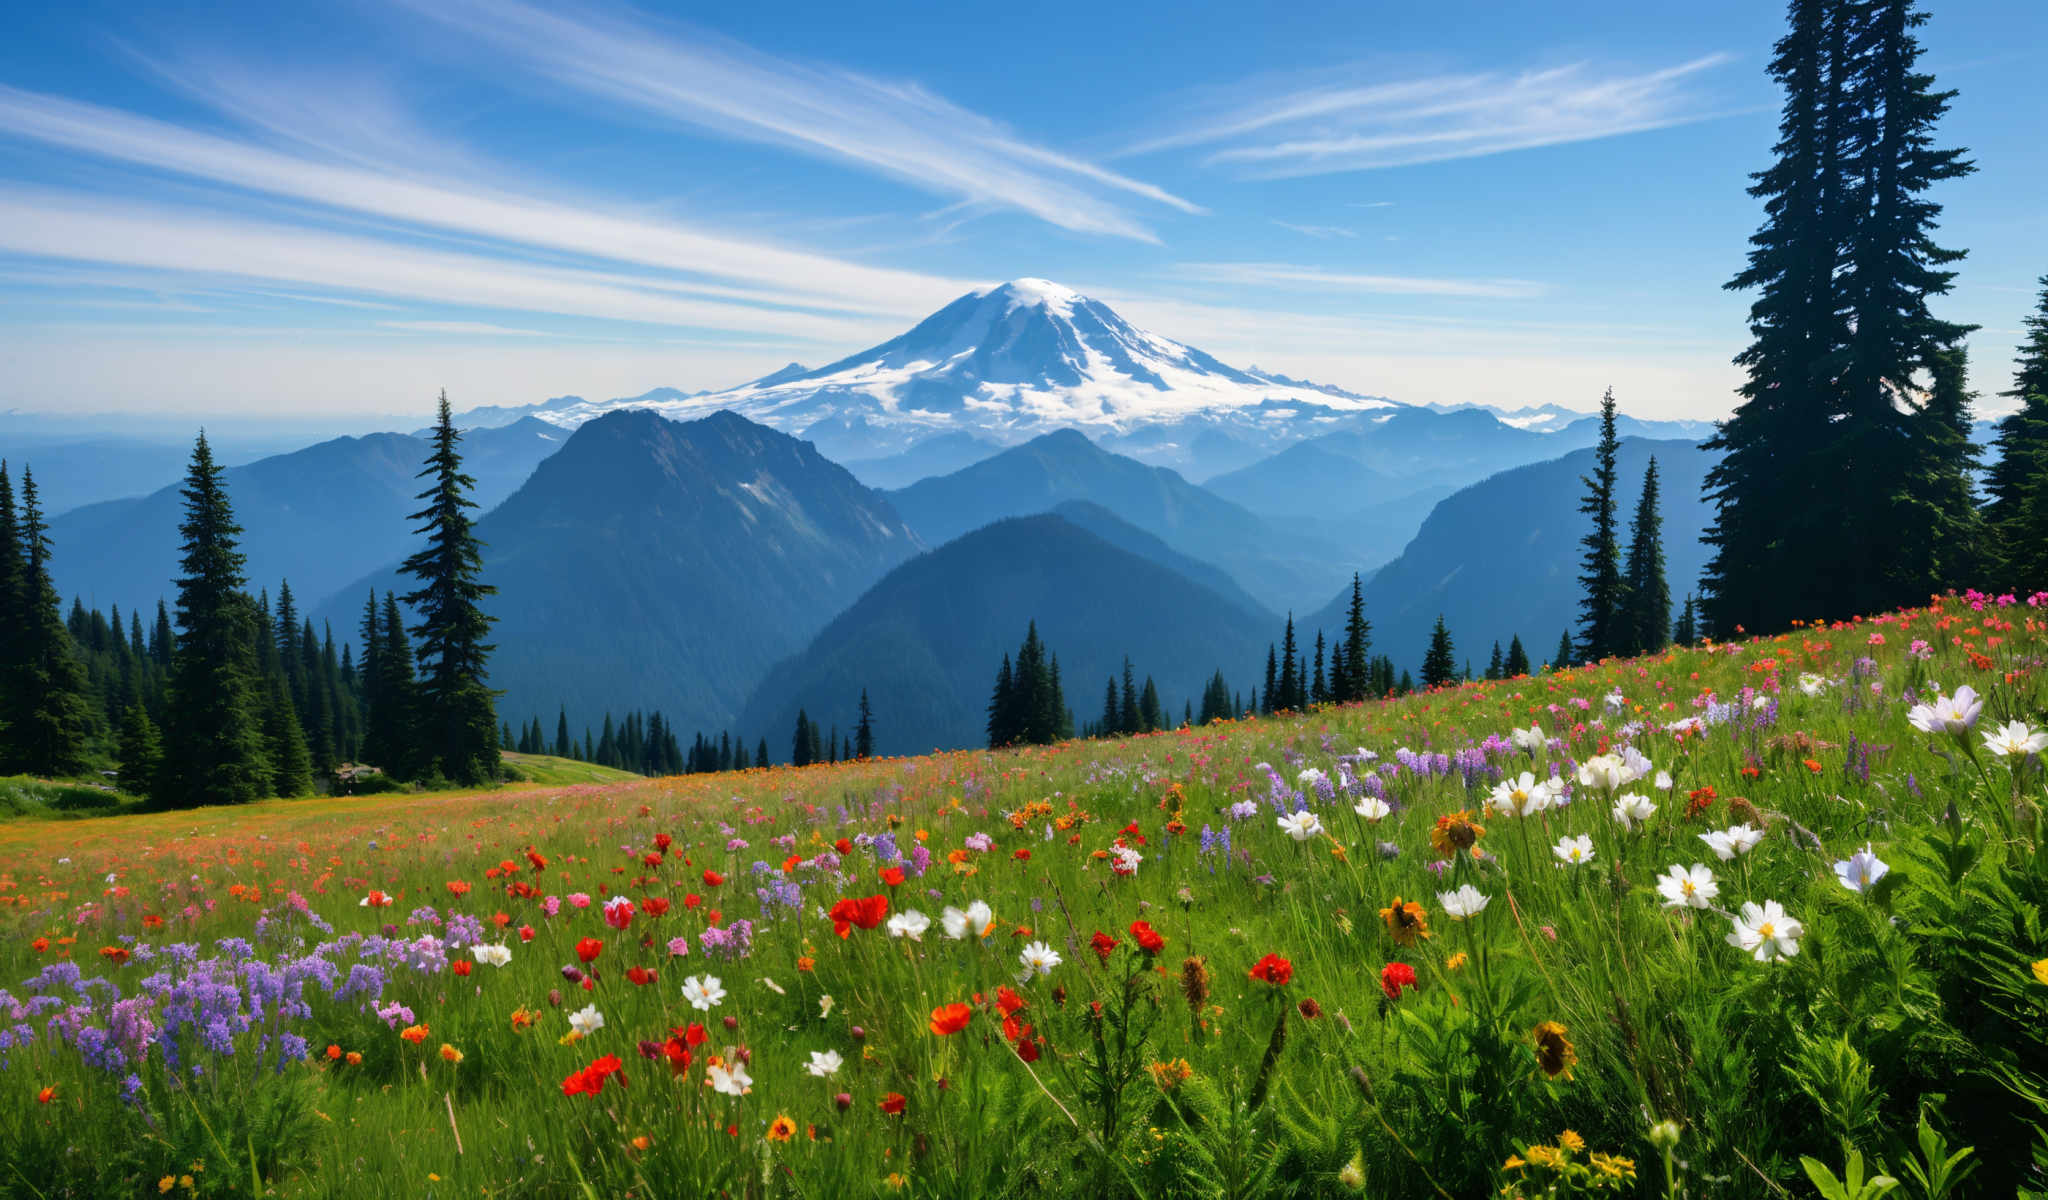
[3,592,2047,1198]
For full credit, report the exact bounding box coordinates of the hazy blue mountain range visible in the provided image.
[314,409,922,739]
[738,513,1271,755]
[1301,436,1718,678]
[47,417,566,619]
[883,428,1350,612]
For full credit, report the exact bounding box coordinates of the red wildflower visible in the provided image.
[641,897,670,917]
[575,937,603,964]
[880,866,907,888]
[1129,920,1167,955]
[446,880,471,897]
[626,966,657,986]
[453,960,473,977]
[561,1054,626,1097]
[525,848,549,872]
[702,870,725,887]
[1247,953,1293,987]
[98,946,130,965]
[518,924,535,943]
[36,1086,56,1105]
[1380,962,1418,1000]
[1090,930,1118,962]
[828,894,891,938]
[683,893,703,909]
[995,985,1027,1017]
[653,833,673,852]
[1013,848,1031,861]
[879,1092,907,1115]
[928,1003,973,1036]
[834,838,853,855]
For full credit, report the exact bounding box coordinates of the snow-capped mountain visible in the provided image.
[493,279,1399,471]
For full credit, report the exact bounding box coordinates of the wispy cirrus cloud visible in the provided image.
[1271,221,1357,240]
[1173,261,1545,300]
[1127,55,1737,177]
[391,0,1200,241]
[0,185,906,344]
[0,84,976,321]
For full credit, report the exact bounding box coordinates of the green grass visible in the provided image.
[0,774,141,820]
[1,592,2045,1198]
[498,751,643,786]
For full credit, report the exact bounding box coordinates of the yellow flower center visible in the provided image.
[1756,922,1775,938]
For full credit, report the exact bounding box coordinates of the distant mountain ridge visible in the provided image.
[49,417,565,619]
[1303,436,1718,678]
[882,428,1349,612]
[738,513,1272,755]
[314,408,922,738]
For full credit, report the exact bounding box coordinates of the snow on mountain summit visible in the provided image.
[534,280,1397,460]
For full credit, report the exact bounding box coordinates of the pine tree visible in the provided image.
[1704,0,1855,635]
[1504,635,1531,678]
[1261,646,1277,715]
[1339,574,1371,702]
[793,709,813,766]
[1310,632,1327,704]
[1893,345,1984,593]
[1419,615,1457,689]
[555,708,571,758]
[1277,616,1300,712]
[159,435,272,807]
[399,391,499,786]
[755,738,769,769]
[1576,388,1628,660]
[1674,594,1700,645]
[1551,630,1576,672]
[1119,658,1139,735]
[987,655,1015,748]
[116,702,162,798]
[1985,276,2048,585]
[1838,0,1979,610]
[1620,457,1672,657]
[0,467,92,776]
[262,676,314,797]
[808,714,825,765]
[854,690,874,759]
[1486,641,1504,680]
[1138,677,1163,733]
[366,594,419,778]
[1708,0,1975,632]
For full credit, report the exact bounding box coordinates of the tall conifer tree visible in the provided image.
[160,434,271,807]
[399,392,499,785]
[1620,458,1672,657]
[1576,388,1627,660]
[1985,276,2048,585]
[1420,616,1457,690]
[0,467,92,775]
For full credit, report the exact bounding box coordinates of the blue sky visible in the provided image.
[0,0,2041,423]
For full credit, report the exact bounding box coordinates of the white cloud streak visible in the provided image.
[0,185,905,344]
[1172,261,1545,300]
[1130,55,1736,177]
[1271,221,1357,239]
[392,0,1199,241]
[0,85,976,320]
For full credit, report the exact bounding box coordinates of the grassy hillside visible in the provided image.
[2,591,2045,1197]
[500,752,641,786]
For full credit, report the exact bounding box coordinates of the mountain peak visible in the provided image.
[985,277,1081,313]
[512,282,1399,470]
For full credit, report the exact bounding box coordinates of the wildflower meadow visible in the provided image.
[5,591,2048,1198]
